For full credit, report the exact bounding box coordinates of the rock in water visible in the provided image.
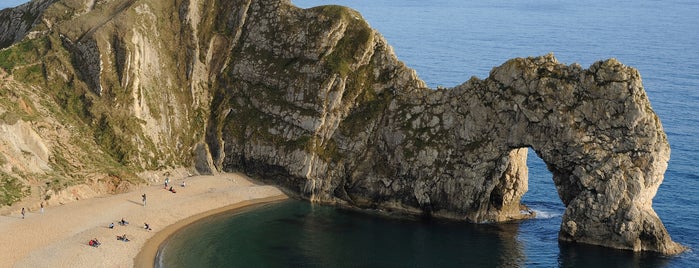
[0,0,684,254]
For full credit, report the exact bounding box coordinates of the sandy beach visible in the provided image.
[0,173,287,268]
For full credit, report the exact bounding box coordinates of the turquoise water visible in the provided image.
[158,0,699,267]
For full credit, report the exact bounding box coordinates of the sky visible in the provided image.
[0,0,30,9]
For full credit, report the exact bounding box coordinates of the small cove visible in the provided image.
[156,198,671,267]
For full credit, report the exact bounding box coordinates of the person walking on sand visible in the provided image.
[142,193,147,206]
[40,202,44,214]
[21,207,25,219]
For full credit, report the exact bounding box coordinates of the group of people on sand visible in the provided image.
[94,214,156,245]
[164,177,186,193]
[19,202,45,219]
[90,218,146,247]
[95,218,132,246]
[87,176,186,248]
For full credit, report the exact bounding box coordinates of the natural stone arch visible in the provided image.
[480,54,683,254]
[336,54,684,254]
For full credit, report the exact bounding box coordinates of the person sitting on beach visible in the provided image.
[169,186,176,193]
[89,238,101,247]
[144,222,152,231]
[119,218,129,226]
[117,234,130,242]
[109,222,114,229]
[181,181,185,187]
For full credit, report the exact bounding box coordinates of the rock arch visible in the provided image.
[470,54,683,254]
[332,55,684,254]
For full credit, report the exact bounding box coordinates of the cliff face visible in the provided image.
[0,0,684,254]
[1,0,216,209]
[0,0,55,48]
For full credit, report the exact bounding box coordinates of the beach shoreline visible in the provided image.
[0,173,288,268]
[134,195,288,267]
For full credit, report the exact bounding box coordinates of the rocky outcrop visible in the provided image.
[0,0,55,49]
[0,0,684,254]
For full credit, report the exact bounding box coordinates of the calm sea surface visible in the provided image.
[159,0,699,267]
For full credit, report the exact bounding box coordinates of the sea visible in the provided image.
[3,0,696,267]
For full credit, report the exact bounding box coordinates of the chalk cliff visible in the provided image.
[0,0,685,254]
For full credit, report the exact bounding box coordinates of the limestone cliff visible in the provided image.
[0,0,685,254]
[0,0,55,48]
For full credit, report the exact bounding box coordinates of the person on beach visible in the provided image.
[142,193,147,206]
[21,207,25,219]
[40,202,44,214]
[109,222,115,229]
[119,218,129,226]
[181,180,186,187]
[144,222,152,231]
[117,234,129,242]
[164,177,170,188]
[89,238,101,247]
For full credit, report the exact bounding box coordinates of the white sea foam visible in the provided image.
[533,209,563,219]
[155,246,166,268]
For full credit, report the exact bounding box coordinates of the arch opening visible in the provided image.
[520,148,564,219]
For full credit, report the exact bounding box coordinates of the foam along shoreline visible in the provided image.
[0,173,287,268]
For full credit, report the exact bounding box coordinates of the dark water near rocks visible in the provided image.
[158,199,677,268]
[159,0,699,267]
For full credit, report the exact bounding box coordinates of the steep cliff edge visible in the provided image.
[0,0,685,254]
[0,0,55,49]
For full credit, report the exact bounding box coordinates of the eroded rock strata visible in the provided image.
[0,0,684,254]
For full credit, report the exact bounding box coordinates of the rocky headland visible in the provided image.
[0,0,685,254]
